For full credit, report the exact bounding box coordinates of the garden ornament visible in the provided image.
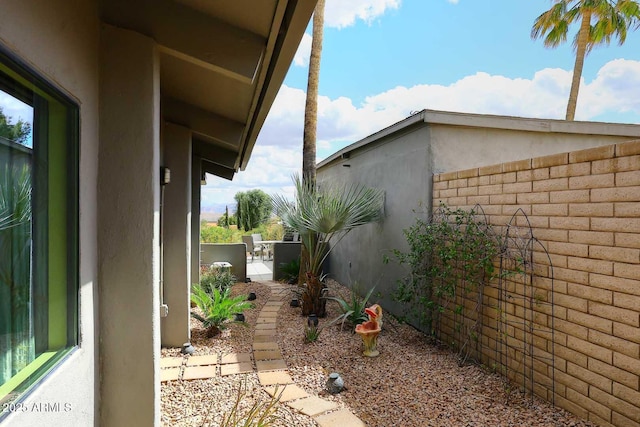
[355,304,383,357]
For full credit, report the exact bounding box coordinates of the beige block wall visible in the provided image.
[433,139,640,427]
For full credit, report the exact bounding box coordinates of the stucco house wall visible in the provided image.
[0,1,100,426]
[0,1,316,426]
[317,110,640,319]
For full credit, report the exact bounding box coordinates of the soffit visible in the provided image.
[175,0,278,37]
[100,0,316,177]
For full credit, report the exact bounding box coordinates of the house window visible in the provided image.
[0,48,78,411]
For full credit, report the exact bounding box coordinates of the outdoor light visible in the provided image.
[326,373,344,394]
[200,170,207,185]
[181,342,195,355]
[307,314,319,328]
[161,167,171,185]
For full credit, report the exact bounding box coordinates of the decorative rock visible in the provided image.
[234,313,245,322]
[247,291,257,301]
[290,299,300,307]
[326,372,344,394]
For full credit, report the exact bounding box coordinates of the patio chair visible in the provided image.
[242,235,262,262]
[252,233,272,260]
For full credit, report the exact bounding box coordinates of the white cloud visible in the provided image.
[293,33,312,67]
[203,59,640,210]
[447,0,460,4]
[291,0,401,68]
[578,59,640,118]
[324,0,401,29]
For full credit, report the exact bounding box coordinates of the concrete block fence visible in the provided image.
[432,140,640,427]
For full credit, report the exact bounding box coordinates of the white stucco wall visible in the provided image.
[98,25,161,427]
[161,123,192,347]
[0,1,100,426]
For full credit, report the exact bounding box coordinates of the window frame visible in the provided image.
[0,44,79,414]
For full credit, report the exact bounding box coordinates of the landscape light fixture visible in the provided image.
[161,167,171,185]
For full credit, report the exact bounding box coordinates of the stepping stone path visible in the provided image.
[160,281,365,427]
[253,282,366,427]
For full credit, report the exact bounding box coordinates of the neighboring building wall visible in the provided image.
[0,1,100,426]
[433,140,640,427]
[318,115,640,318]
[318,125,433,315]
[429,123,638,174]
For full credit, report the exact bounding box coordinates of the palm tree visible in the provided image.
[272,175,384,316]
[299,0,326,286]
[302,0,326,185]
[531,0,640,120]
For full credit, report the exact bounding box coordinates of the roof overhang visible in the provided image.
[101,0,317,178]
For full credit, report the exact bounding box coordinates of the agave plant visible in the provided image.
[325,285,376,331]
[190,284,253,337]
[272,174,384,317]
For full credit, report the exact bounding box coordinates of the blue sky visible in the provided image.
[202,0,640,211]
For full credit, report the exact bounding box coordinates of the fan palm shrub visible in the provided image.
[272,174,384,316]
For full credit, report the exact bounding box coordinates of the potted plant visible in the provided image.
[272,174,384,317]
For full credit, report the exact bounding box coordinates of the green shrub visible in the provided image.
[278,257,300,284]
[200,223,241,243]
[393,203,498,338]
[190,284,253,337]
[200,218,283,243]
[200,265,236,293]
[303,324,321,343]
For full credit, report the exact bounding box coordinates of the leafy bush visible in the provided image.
[200,223,240,243]
[200,265,236,294]
[393,203,498,338]
[278,257,300,284]
[200,218,283,243]
[190,284,253,337]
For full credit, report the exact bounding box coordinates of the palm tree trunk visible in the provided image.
[566,10,591,121]
[299,0,325,287]
[302,0,325,185]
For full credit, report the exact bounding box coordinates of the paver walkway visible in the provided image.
[254,282,366,427]
[160,280,365,426]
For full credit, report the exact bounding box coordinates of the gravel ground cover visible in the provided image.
[161,279,595,427]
